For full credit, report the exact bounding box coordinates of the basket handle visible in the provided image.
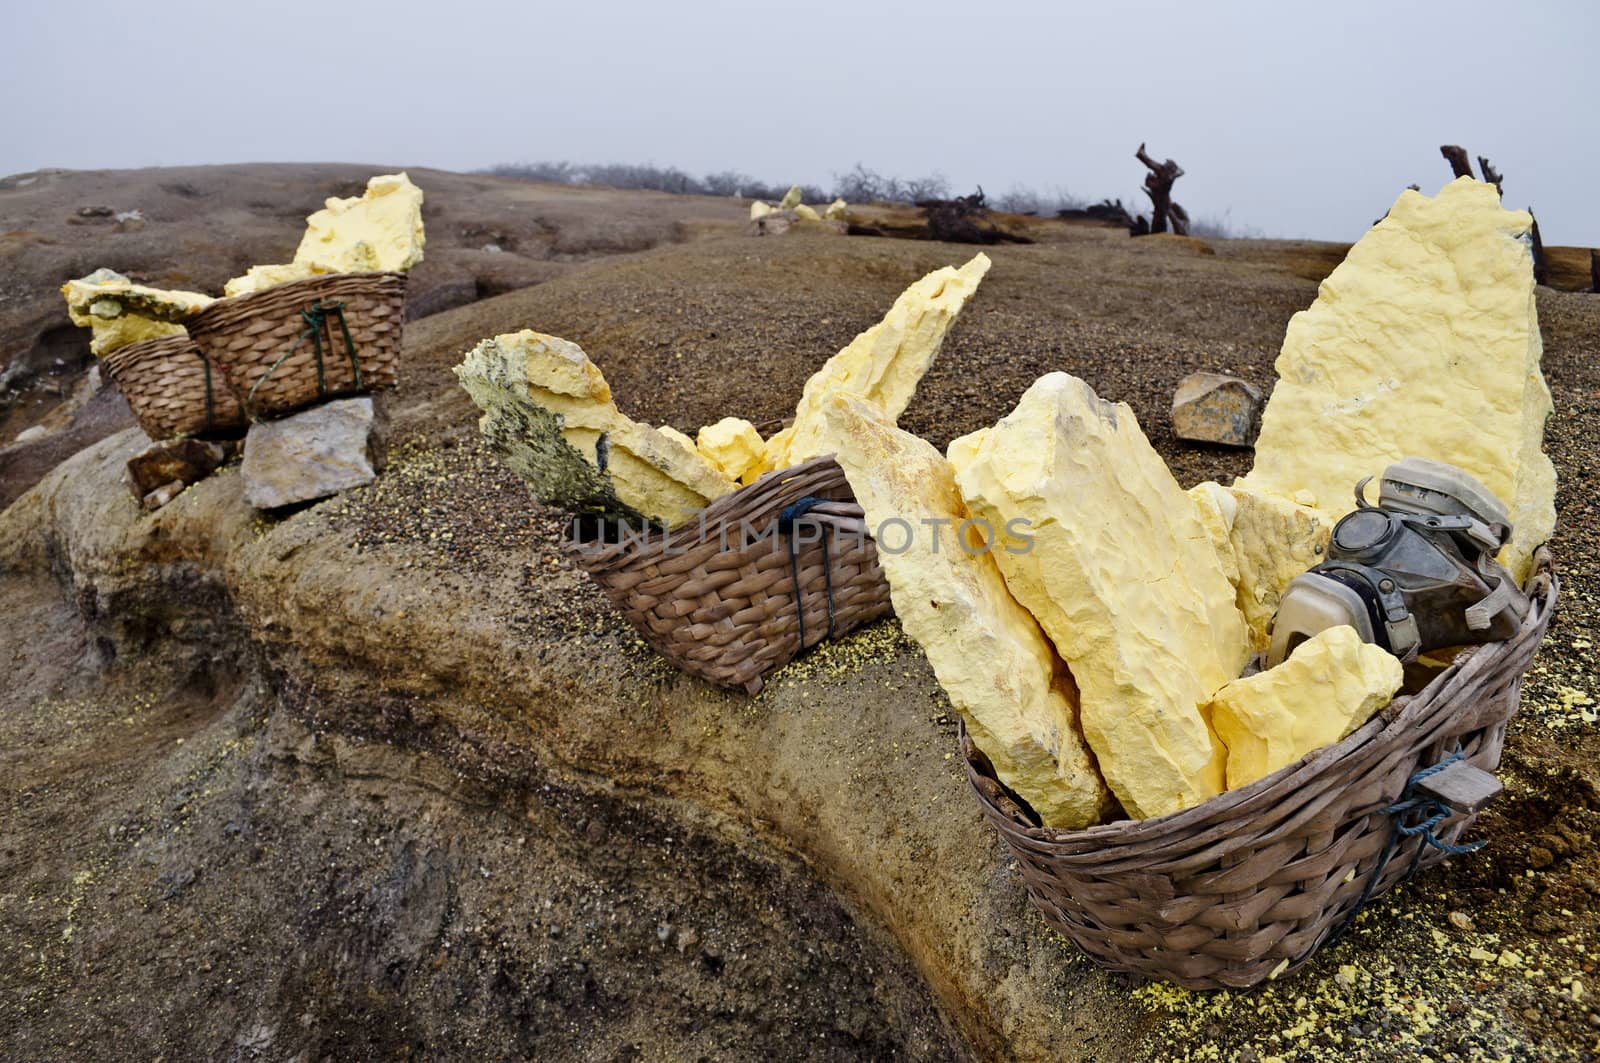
[245,300,362,421]
[778,495,838,652]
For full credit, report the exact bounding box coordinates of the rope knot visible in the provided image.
[246,298,363,420]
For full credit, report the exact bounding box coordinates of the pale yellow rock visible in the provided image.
[224,172,426,297]
[1189,482,1332,653]
[749,200,773,221]
[820,397,1112,828]
[948,373,1249,819]
[824,198,848,221]
[455,330,734,525]
[695,417,767,484]
[61,268,212,356]
[1239,178,1555,584]
[778,185,804,210]
[1206,625,1402,789]
[793,203,821,222]
[656,425,698,452]
[223,263,319,298]
[296,172,426,274]
[764,253,991,470]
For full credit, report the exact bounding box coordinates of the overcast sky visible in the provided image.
[4,0,1596,243]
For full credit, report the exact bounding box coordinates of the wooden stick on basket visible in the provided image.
[963,552,1559,989]
[563,455,895,694]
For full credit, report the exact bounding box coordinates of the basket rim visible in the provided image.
[968,549,1559,844]
[562,454,862,570]
[187,270,406,333]
[99,331,202,370]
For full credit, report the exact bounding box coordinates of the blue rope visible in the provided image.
[778,496,836,652]
[1316,748,1486,956]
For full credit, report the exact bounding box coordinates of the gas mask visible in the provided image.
[1267,457,1531,668]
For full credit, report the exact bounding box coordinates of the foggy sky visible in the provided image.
[4,0,1597,244]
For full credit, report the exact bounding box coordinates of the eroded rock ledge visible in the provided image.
[1,429,1147,1061]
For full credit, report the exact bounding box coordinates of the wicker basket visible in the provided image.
[964,554,1558,989]
[101,333,245,439]
[563,455,894,694]
[185,272,405,419]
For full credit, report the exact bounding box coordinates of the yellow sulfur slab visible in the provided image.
[820,396,1112,829]
[1207,625,1402,789]
[61,268,213,356]
[1239,177,1555,584]
[455,330,734,526]
[225,173,426,297]
[764,253,990,471]
[695,417,767,484]
[948,373,1249,819]
[223,263,319,298]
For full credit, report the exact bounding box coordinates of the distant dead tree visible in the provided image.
[1440,145,1475,179]
[914,187,1034,245]
[1529,210,1550,286]
[1059,198,1138,228]
[849,187,1034,244]
[1134,143,1188,236]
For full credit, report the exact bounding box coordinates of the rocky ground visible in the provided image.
[1,166,1597,1061]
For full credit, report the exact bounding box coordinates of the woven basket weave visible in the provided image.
[964,553,1558,989]
[101,333,244,439]
[185,272,404,419]
[563,455,894,694]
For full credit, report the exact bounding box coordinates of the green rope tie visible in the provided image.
[191,348,216,430]
[245,300,363,421]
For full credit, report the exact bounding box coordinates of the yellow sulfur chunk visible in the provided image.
[695,417,767,484]
[820,397,1112,828]
[296,172,426,274]
[224,173,426,297]
[749,200,773,220]
[793,203,821,222]
[656,424,697,451]
[1207,625,1402,789]
[61,268,212,356]
[778,185,804,210]
[765,253,990,471]
[455,330,734,526]
[949,373,1249,819]
[1189,482,1332,654]
[223,263,319,298]
[824,198,848,220]
[1239,178,1555,584]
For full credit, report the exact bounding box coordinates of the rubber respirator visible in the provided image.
[1267,457,1530,668]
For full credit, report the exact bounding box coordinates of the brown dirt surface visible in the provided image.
[2,168,1598,1061]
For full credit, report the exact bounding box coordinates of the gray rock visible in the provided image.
[241,397,379,509]
[1171,372,1264,447]
[14,425,48,444]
